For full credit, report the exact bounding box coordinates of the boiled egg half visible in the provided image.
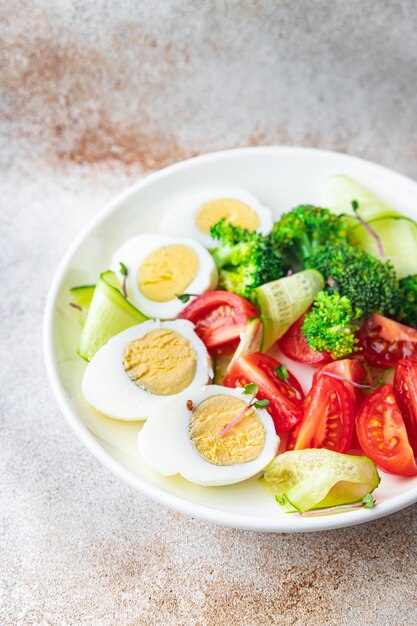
[111,234,218,318]
[138,385,279,486]
[160,187,274,248]
[82,320,213,420]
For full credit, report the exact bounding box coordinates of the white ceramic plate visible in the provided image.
[44,146,417,532]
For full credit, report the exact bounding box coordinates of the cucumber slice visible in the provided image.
[215,317,264,384]
[230,317,263,363]
[349,216,417,279]
[78,271,147,361]
[263,449,380,514]
[255,270,324,351]
[213,353,233,385]
[213,318,263,384]
[70,284,96,309]
[321,174,401,221]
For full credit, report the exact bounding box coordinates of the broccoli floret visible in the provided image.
[270,205,348,268]
[394,275,417,327]
[302,291,362,359]
[210,219,286,299]
[304,243,398,317]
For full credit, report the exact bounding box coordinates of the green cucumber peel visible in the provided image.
[348,216,417,279]
[213,318,263,385]
[69,284,96,310]
[255,269,324,351]
[263,448,380,514]
[321,174,401,222]
[78,270,147,361]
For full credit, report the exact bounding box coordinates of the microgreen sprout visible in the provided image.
[69,302,83,311]
[274,364,302,400]
[321,371,375,390]
[217,383,270,438]
[275,494,287,506]
[351,200,384,257]
[321,369,391,393]
[362,493,376,509]
[274,364,289,381]
[176,293,199,303]
[119,262,128,298]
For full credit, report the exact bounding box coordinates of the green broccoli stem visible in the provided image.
[296,232,316,261]
[212,245,236,269]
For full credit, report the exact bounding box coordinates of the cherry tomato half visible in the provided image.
[279,313,333,367]
[356,384,417,476]
[314,358,367,450]
[178,291,259,354]
[394,359,417,456]
[223,352,304,433]
[314,358,366,413]
[287,375,355,453]
[358,313,417,368]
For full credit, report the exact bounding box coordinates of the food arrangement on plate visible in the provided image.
[69,174,417,516]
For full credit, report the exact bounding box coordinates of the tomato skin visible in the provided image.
[279,313,333,367]
[178,291,259,354]
[287,375,355,453]
[358,313,417,368]
[223,352,304,433]
[314,359,367,450]
[314,359,366,413]
[356,384,417,476]
[394,359,417,456]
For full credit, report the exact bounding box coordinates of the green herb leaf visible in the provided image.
[275,364,289,381]
[243,383,258,396]
[176,294,191,303]
[275,494,287,506]
[362,493,375,509]
[119,262,128,277]
[254,399,270,409]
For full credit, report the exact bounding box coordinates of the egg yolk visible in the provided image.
[137,245,199,302]
[195,198,260,234]
[189,395,265,466]
[123,329,197,395]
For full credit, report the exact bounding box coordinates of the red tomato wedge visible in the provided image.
[394,359,417,456]
[314,359,366,412]
[356,384,417,476]
[314,359,367,450]
[178,291,259,353]
[358,313,417,368]
[287,375,355,453]
[223,352,304,433]
[279,313,333,366]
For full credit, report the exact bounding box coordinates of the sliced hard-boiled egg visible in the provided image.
[82,320,213,420]
[110,234,218,318]
[160,187,274,248]
[138,385,279,486]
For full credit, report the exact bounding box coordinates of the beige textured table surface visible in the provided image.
[2,1,417,624]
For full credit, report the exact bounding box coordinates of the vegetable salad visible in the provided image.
[70,174,417,515]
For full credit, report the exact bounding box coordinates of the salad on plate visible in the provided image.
[69,175,417,515]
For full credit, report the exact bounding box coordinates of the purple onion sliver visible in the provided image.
[352,213,384,257]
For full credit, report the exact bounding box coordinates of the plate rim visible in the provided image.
[43,145,417,532]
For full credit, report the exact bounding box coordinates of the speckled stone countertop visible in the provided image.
[2,1,417,624]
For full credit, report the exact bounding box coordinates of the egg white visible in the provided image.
[110,234,218,319]
[138,385,280,486]
[160,186,274,249]
[82,320,213,421]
